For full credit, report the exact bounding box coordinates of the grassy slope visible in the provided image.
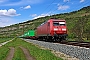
[0,38,12,43]
[0,38,63,60]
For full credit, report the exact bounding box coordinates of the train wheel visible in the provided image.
[49,36,53,42]
[62,36,66,40]
[38,37,43,41]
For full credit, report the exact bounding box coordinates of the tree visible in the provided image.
[84,17,90,40]
[72,17,87,41]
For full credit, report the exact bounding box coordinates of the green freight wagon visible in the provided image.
[23,30,35,38]
[27,30,35,36]
[19,30,36,39]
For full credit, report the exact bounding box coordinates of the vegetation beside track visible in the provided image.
[68,38,90,42]
[0,38,63,60]
[0,47,9,60]
[0,38,13,43]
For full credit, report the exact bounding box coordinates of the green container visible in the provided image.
[24,30,35,37]
[28,30,35,36]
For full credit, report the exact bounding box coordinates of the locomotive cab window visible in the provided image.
[53,22,59,26]
[53,21,65,26]
[59,22,65,26]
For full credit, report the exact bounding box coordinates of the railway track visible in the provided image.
[24,39,90,60]
[30,39,90,48]
[59,41,90,48]
[38,39,90,48]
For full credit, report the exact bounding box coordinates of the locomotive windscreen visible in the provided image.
[53,21,65,26]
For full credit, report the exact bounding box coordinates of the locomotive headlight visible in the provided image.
[54,28,58,31]
[62,28,66,31]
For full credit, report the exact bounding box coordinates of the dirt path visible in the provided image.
[6,47,15,60]
[20,46,35,60]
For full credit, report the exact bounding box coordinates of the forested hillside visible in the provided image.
[0,6,90,41]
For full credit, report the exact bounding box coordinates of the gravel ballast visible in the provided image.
[23,39,90,60]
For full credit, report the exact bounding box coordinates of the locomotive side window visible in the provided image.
[48,22,50,26]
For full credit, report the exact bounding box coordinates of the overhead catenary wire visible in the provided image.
[39,0,56,15]
[39,0,69,17]
[44,0,63,16]
[48,0,90,16]
[49,1,69,16]
[70,0,90,12]
[38,0,90,19]
[65,0,90,19]
[53,1,90,19]
[35,0,70,19]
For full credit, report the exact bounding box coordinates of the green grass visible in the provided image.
[12,47,27,60]
[0,38,12,43]
[68,38,77,41]
[68,38,90,42]
[83,40,90,42]
[0,46,9,60]
[0,38,14,60]
[4,38,63,60]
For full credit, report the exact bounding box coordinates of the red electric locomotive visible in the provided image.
[36,18,68,42]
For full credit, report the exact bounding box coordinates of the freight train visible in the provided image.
[20,18,68,42]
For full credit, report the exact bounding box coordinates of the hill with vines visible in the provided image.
[0,6,90,41]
